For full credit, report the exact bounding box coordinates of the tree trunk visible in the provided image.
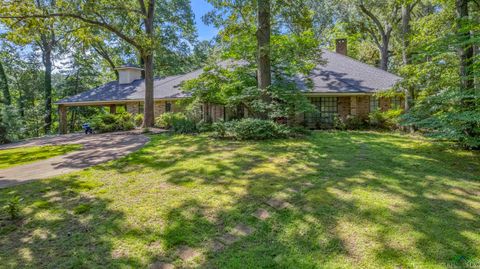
[257,0,271,90]
[379,38,389,71]
[43,45,53,134]
[0,61,11,105]
[141,0,155,128]
[456,0,474,93]
[402,4,414,112]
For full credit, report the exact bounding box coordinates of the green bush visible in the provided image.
[196,120,213,133]
[369,109,403,130]
[91,112,135,133]
[172,118,197,134]
[154,112,187,129]
[334,115,368,130]
[212,118,309,140]
[134,114,144,127]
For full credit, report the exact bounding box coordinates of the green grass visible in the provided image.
[0,132,479,269]
[0,144,82,169]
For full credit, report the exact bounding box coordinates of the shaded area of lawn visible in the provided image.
[0,132,479,268]
[0,144,82,169]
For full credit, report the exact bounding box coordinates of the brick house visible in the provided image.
[56,40,402,133]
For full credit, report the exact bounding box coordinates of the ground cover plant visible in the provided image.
[0,144,82,169]
[0,131,479,268]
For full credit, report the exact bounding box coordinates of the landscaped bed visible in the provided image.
[0,144,82,169]
[0,132,479,268]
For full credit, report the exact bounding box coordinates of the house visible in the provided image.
[56,39,402,133]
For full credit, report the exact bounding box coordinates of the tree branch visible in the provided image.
[0,13,141,51]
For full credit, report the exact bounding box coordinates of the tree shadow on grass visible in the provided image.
[131,132,480,268]
[0,175,139,268]
[1,131,479,268]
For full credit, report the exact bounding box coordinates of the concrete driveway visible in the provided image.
[0,132,150,189]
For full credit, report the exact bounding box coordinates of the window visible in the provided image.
[306,97,338,128]
[165,102,172,112]
[138,102,144,114]
[370,96,379,112]
[391,96,401,109]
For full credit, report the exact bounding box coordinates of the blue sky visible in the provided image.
[191,0,218,41]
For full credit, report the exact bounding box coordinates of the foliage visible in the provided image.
[212,118,307,140]
[5,196,22,220]
[402,89,480,149]
[155,112,187,129]
[171,118,197,134]
[91,112,135,133]
[134,114,144,127]
[196,120,213,133]
[154,112,196,134]
[369,109,403,130]
[183,64,316,122]
[334,115,368,130]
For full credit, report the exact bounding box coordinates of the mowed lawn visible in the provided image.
[0,132,479,268]
[0,144,82,169]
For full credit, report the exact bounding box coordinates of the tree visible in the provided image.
[358,0,402,71]
[456,0,474,93]
[257,0,271,90]
[0,60,10,105]
[400,0,419,111]
[0,0,158,127]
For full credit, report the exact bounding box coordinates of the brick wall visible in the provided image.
[338,97,350,119]
[356,96,370,119]
[126,102,139,114]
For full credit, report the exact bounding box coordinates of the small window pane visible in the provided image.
[370,96,379,112]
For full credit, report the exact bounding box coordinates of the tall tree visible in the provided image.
[358,0,402,70]
[456,0,474,93]
[401,0,418,111]
[257,0,271,90]
[0,0,158,127]
[0,60,10,105]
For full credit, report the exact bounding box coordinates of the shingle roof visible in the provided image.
[57,51,401,104]
[306,50,401,93]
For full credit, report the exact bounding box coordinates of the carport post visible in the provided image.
[109,104,117,114]
[59,105,68,134]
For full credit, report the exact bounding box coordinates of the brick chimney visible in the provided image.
[335,39,347,56]
[116,64,143,84]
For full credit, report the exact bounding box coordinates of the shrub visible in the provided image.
[369,109,403,130]
[334,115,367,130]
[91,112,135,133]
[172,118,197,134]
[5,196,22,220]
[154,112,187,129]
[212,118,309,140]
[196,120,213,133]
[134,114,144,127]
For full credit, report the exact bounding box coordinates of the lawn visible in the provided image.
[0,132,479,269]
[0,144,82,169]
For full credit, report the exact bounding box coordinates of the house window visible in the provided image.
[306,97,338,128]
[138,102,144,114]
[165,102,172,112]
[391,96,401,109]
[370,96,379,112]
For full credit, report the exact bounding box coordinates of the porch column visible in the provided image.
[59,105,68,134]
[109,104,117,114]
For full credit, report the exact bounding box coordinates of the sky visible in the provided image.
[191,0,218,41]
